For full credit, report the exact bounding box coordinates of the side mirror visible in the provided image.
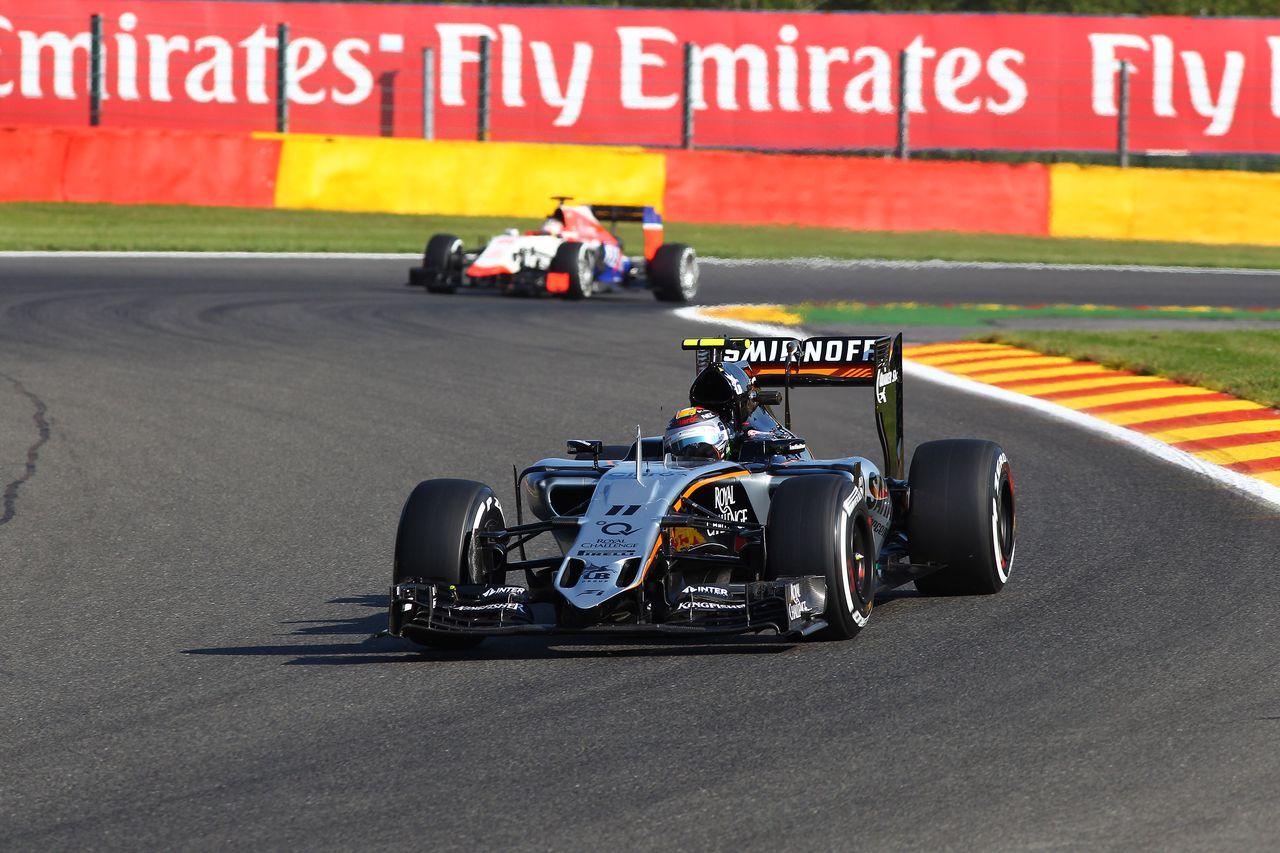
[754,390,783,406]
[765,438,806,455]
[738,437,806,463]
[567,439,603,465]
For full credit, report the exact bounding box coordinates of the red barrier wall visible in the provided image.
[0,128,70,201]
[663,151,1049,235]
[0,127,280,206]
[1,125,1049,235]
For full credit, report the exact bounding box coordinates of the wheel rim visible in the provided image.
[468,502,505,583]
[840,514,872,625]
[578,251,593,295]
[679,251,698,298]
[990,475,1016,583]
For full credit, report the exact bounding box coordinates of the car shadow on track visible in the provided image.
[182,594,799,665]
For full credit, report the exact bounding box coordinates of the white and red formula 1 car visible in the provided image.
[408,199,699,302]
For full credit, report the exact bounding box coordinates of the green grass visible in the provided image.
[0,203,535,254]
[6,202,1280,269]
[792,301,1280,326]
[980,330,1280,409]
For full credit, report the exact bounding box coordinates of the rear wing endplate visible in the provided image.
[590,205,664,260]
[681,335,904,479]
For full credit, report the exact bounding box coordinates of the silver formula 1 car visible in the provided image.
[389,334,1016,648]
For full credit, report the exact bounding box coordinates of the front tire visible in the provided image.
[649,243,698,303]
[394,479,505,648]
[909,440,1016,596]
[421,234,464,294]
[550,242,594,300]
[766,474,874,640]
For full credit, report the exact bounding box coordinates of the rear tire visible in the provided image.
[421,234,464,294]
[766,474,874,640]
[394,479,505,648]
[649,243,698,303]
[909,440,1016,596]
[550,242,594,300]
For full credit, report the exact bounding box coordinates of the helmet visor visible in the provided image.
[663,421,728,459]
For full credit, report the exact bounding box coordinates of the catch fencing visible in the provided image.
[3,1,1280,163]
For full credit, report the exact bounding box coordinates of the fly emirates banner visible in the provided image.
[1,1,1278,153]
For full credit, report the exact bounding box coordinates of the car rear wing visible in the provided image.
[589,204,664,261]
[681,334,904,478]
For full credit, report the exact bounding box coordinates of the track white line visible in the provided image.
[674,305,1280,512]
[671,306,798,337]
[2,251,1279,277]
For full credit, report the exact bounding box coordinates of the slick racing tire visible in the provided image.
[908,440,1016,596]
[421,234,464,294]
[394,479,506,649]
[766,474,874,641]
[550,242,595,300]
[649,243,699,303]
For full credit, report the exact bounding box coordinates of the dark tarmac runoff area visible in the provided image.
[1,255,1278,851]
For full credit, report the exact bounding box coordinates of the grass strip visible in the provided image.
[7,202,1280,269]
[789,301,1280,327]
[979,330,1280,409]
[0,203,530,254]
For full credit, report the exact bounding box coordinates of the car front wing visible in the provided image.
[389,577,830,639]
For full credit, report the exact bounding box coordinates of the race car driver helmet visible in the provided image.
[542,217,564,236]
[663,407,731,460]
[688,362,755,426]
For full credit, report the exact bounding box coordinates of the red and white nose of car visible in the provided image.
[466,234,524,278]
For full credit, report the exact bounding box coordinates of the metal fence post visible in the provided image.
[89,14,102,126]
[422,47,435,140]
[895,49,909,159]
[1117,60,1130,168]
[275,23,289,133]
[682,42,695,150]
[477,36,491,141]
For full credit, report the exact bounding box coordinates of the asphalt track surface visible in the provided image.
[2,256,1279,851]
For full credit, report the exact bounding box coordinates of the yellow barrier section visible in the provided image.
[1049,163,1280,246]
[260,134,666,217]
